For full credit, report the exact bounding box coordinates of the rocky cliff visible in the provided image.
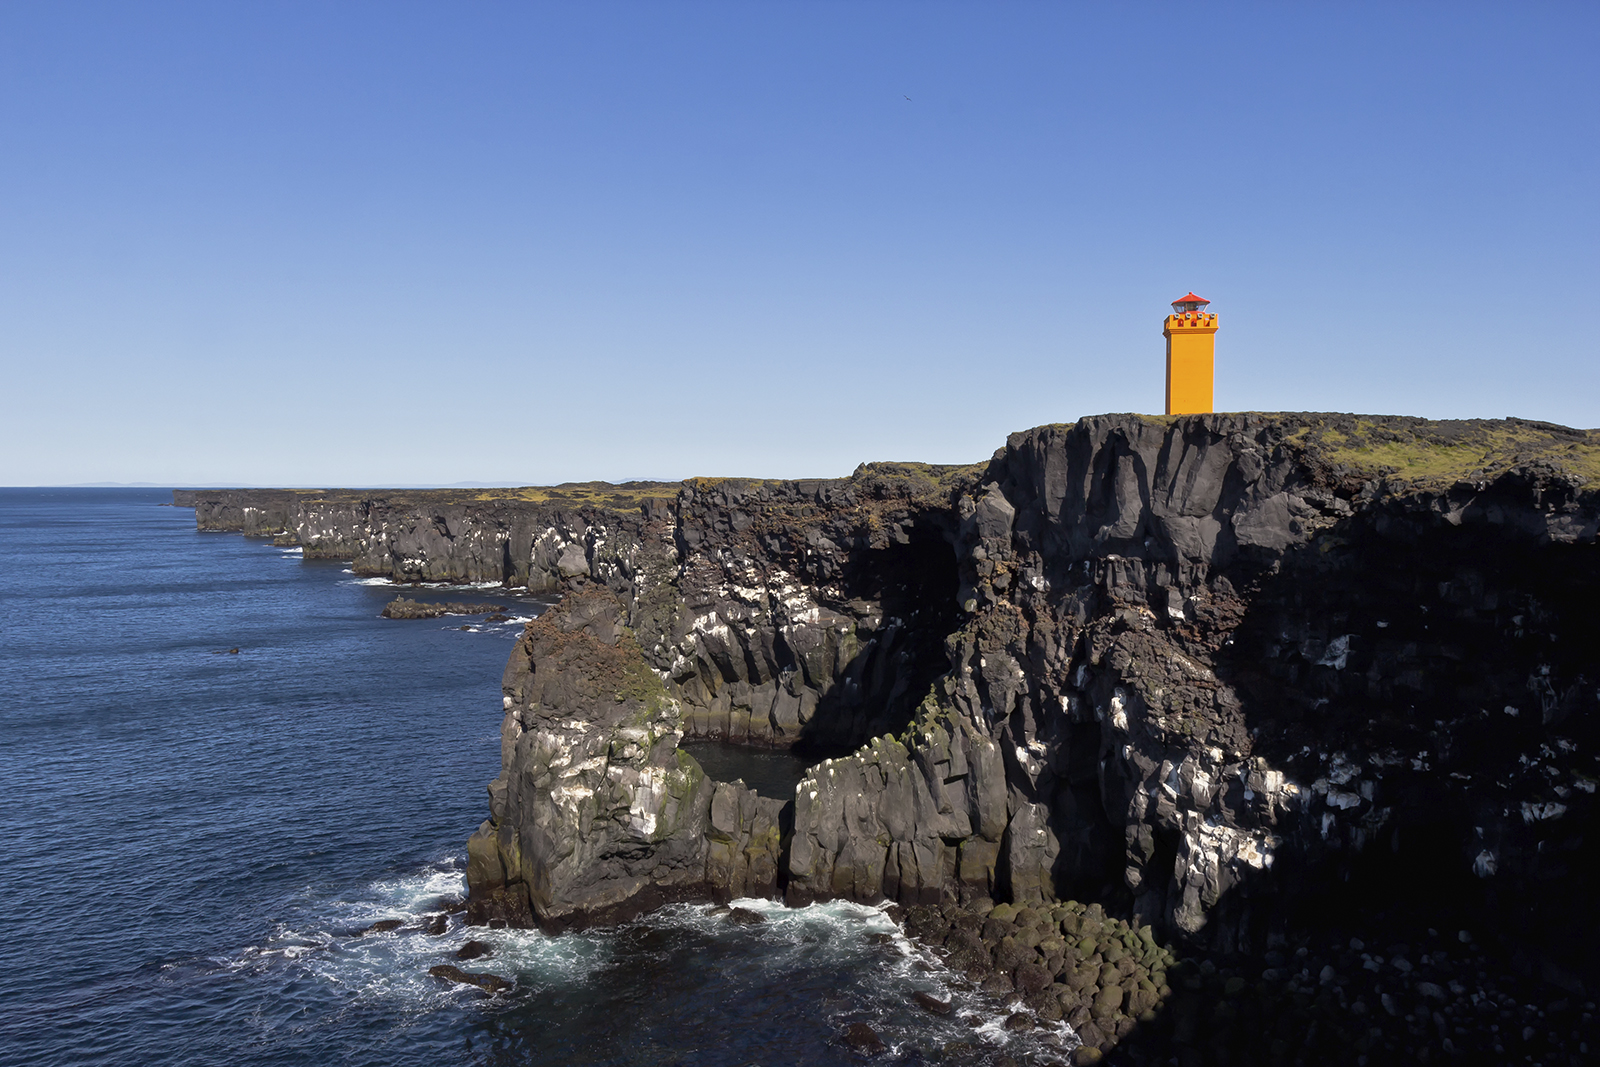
[178,413,1600,994]
[179,483,678,588]
[443,414,1600,999]
[908,415,1600,982]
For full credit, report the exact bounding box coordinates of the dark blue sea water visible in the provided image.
[0,490,1065,1067]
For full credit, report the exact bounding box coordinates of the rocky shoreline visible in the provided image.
[177,411,1600,1064]
[307,882,1600,1066]
[902,897,1174,1063]
[899,898,1598,1065]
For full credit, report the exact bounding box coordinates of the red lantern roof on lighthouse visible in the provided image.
[1172,292,1210,307]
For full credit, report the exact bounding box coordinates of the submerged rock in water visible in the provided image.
[358,918,403,935]
[911,991,953,1016]
[381,598,504,620]
[421,913,447,935]
[840,1022,887,1055]
[980,972,1013,996]
[454,939,493,961]
[427,964,509,992]
[725,907,765,925]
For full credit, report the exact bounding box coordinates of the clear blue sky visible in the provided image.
[2,2,1595,486]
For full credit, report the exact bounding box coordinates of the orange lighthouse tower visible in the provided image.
[1163,293,1218,414]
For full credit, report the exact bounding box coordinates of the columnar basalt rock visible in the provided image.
[904,414,1600,986]
[465,583,788,928]
[463,467,982,927]
[658,472,965,752]
[901,416,1599,967]
[179,415,1600,984]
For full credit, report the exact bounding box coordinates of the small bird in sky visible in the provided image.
[904,95,911,101]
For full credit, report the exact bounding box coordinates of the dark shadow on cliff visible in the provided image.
[1040,720,1136,910]
[793,520,962,759]
[1073,504,1600,1063]
[1209,507,1600,990]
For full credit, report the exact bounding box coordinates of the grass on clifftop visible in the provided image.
[233,467,988,512]
[263,482,682,509]
[850,460,988,502]
[1070,413,1600,489]
[469,481,681,508]
[1274,415,1600,487]
[675,462,987,504]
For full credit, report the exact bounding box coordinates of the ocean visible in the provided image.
[0,489,1059,1066]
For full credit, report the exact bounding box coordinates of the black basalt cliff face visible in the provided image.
[458,414,1600,992]
[179,413,1600,994]
[922,415,1599,987]
[179,484,680,589]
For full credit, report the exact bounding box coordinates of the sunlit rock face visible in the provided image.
[186,486,678,589]
[466,583,786,929]
[464,468,973,928]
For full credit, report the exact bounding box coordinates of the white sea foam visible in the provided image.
[367,864,467,909]
[279,546,304,556]
[227,865,1075,1061]
[337,576,516,590]
[650,898,1077,1056]
[228,858,613,1008]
